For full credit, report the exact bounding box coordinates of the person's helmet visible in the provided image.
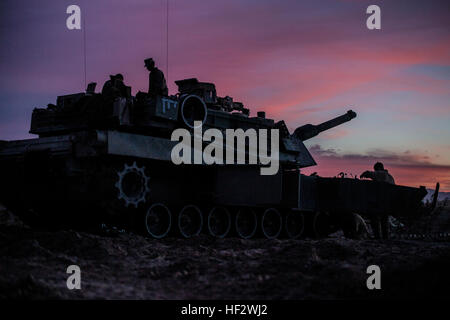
[374,162,384,171]
[109,73,124,81]
[144,58,155,68]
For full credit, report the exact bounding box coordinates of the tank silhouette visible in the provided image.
[0,78,429,239]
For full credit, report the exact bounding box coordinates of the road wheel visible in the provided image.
[312,211,337,238]
[285,211,305,239]
[207,207,231,238]
[178,205,203,238]
[144,203,171,239]
[235,208,258,239]
[261,208,282,239]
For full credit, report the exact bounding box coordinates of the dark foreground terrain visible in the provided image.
[1,203,449,299]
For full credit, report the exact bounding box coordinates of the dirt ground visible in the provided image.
[1,203,449,300]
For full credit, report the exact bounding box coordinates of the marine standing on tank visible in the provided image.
[360,162,395,239]
[144,58,168,97]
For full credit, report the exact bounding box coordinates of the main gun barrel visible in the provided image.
[293,110,357,141]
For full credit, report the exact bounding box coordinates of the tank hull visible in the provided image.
[0,130,427,239]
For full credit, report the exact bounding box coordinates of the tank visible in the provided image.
[0,77,428,239]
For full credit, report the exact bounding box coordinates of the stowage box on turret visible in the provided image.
[0,77,428,239]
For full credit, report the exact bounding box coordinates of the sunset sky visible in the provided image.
[0,0,449,190]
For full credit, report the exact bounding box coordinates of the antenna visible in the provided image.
[83,11,87,89]
[166,0,169,84]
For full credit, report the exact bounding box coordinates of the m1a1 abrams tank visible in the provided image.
[0,78,428,239]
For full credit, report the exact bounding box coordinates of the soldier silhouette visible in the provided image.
[101,73,128,100]
[361,162,395,185]
[144,58,168,97]
[361,162,396,239]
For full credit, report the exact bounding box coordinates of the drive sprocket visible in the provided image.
[115,161,150,208]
